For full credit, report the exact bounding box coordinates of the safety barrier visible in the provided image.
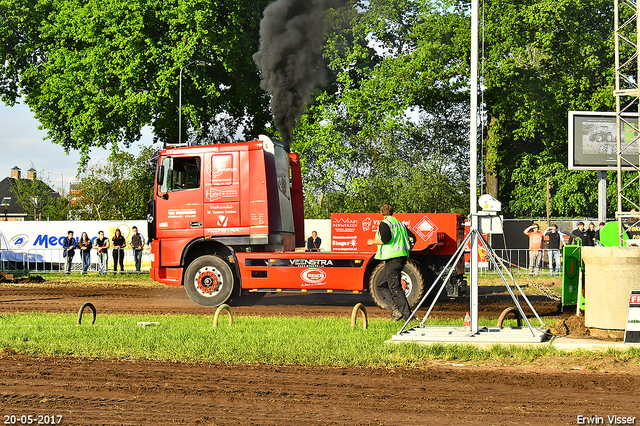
[0,247,152,274]
[476,248,563,276]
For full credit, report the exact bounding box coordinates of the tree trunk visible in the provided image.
[485,173,498,199]
[484,116,500,200]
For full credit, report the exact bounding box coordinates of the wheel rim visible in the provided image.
[401,271,413,297]
[194,266,224,297]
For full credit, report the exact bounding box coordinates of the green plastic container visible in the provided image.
[562,245,584,309]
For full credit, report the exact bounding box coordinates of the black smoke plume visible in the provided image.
[253,0,344,150]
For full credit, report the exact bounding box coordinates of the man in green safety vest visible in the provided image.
[367,203,415,321]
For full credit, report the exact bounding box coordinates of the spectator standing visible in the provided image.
[595,222,606,243]
[585,222,597,247]
[112,229,126,274]
[130,226,144,274]
[543,224,564,276]
[78,232,92,274]
[306,231,321,252]
[62,231,77,275]
[524,223,544,276]
[94,231,110,275]
[571,222,588,245]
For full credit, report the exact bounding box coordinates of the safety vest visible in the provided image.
[374,216,411,260]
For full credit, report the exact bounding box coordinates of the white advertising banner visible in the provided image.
[0,220,148,264]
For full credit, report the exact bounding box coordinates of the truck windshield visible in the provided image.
[159,156,201,192]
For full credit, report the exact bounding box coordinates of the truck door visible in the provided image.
[155,155,204,240]
[203,151,241,235]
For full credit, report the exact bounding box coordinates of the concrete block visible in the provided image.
[581,247,640,330]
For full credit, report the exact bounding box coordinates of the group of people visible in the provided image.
[61,227,145,275]
[523,221,606,276]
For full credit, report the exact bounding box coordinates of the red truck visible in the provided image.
[148,135,467,308]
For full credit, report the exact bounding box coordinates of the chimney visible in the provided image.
[27,167,36,180]
[10,166,20,179]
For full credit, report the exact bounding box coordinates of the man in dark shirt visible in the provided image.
[306,231,321,252]
[543,224,564,276]
[94,230,110,275]
[571,222,588,246]
[62,230,76,274]
[130,226,144,274]
[595,222,606,242]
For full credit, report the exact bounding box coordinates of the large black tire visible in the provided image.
[184,255,235,307]
[369,258,425,310]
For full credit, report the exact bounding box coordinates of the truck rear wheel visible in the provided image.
[184,255,235,307]
[369,258,425,310]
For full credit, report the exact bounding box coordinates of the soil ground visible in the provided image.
[1,276,638,425]
[0,275,564,319]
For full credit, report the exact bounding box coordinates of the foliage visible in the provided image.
[0,0,274,163]
[0,0,624,217]
[299,0,619,218]
[295,0,470,217]
[41,196,71,221]
[482,0,616,217]
[9,168,60,220]
[70,146,156,220]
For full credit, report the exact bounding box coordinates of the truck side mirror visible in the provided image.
[157,165,165,186]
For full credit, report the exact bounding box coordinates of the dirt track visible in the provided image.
[0,279,563,319]
[1,279,638,425]
[2,353,639,425]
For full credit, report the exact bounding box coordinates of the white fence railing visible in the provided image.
[475,248,564,275]
[0,248,151,274]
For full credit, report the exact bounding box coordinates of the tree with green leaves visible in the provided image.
[0,0,274,163]
[482,0,616,217]
[295,0,470,217]
[70,146,156,220]
[298,0,619,218]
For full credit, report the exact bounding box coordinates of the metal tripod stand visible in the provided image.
[393,228,547,343]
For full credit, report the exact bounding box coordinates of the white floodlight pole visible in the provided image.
[470,0,479,333]
[45,171,64,195]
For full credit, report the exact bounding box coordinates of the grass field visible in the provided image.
[1,312,638,368]
[2,272,634,370]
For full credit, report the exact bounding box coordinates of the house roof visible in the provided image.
[0,177,59,216]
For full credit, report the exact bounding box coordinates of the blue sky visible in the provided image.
[0,101,153,194]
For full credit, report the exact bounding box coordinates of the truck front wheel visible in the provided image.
[369,259,425,310]
[184,256,235,307]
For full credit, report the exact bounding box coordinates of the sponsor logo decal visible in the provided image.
[289,259,333,267]
[217,215,229,227]
[300,268,327,285]
[207,188,222,201]
[332,238,358,250]
[9,234,29,249]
